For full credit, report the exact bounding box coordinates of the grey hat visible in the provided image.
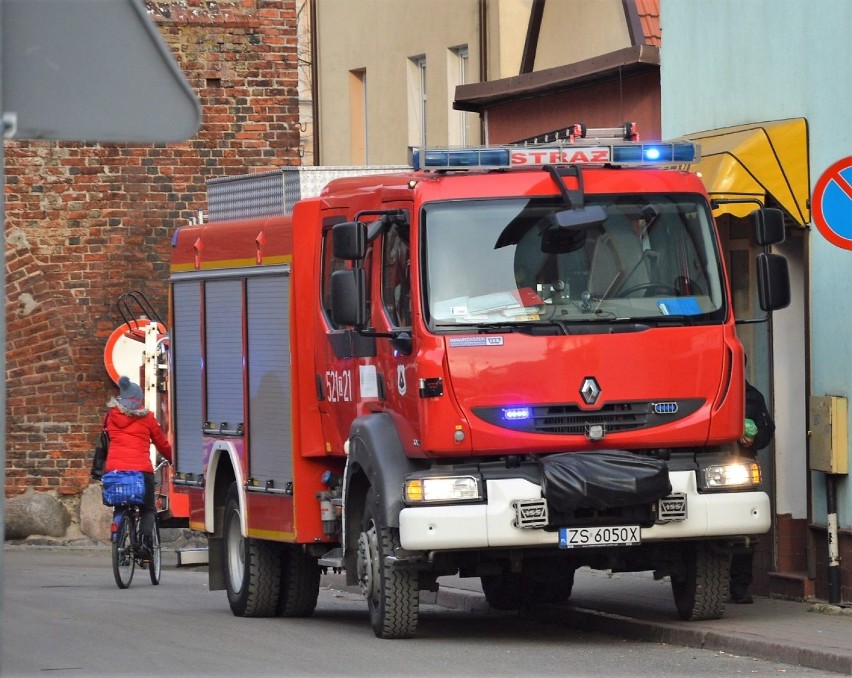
[117,376,144,409]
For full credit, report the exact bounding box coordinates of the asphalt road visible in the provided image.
[1,547,838,677]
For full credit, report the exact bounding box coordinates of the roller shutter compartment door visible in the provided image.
[205,279,245,431]
[246,274,293,488]
[172,280,204,476]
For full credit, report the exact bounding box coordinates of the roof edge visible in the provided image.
[454,44,660,113]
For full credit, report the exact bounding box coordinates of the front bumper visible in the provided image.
[398,469,770,551]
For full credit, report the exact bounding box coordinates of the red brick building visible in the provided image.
[4,0,301,499]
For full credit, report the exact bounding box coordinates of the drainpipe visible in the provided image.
[310,0,320,164]
[826,474,841,604]
[478,0,487,144]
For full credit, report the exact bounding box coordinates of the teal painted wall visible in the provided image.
[661,0,852,527]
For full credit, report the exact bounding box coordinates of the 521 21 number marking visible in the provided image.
[325,369,353,403]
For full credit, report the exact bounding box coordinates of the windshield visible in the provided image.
[422,195,726,329]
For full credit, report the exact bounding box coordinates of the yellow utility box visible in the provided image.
[809,395,849,474]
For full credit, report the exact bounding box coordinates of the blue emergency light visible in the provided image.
[413,148,511,170]
[610,143,698,164]
[502,406,532,422]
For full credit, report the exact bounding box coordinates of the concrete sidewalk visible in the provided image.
[421,568,852,675]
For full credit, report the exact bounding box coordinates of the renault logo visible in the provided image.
[580,377,601,405]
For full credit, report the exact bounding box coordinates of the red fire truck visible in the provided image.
[168,128,790,638]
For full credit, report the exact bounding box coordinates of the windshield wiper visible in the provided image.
[650,314,697,326]
[434,321,568,335]
[473,321,569,335]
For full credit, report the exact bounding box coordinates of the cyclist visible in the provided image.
[103,376,172,561]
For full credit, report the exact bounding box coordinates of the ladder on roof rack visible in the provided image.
[512,122,639,145]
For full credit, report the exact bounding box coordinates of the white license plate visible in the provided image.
[558,525,641,549]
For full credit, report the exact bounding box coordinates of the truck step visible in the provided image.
[176,547,209,567]
[318,547,344,569]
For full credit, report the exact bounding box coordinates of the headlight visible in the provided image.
[404,476,482,504]
[701,460,761,490]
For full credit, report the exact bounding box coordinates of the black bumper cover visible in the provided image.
[540,451,672,511]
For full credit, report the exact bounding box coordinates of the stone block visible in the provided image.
[5,490,71,539]
[79,483,112,542]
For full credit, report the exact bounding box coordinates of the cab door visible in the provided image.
[313,213,373,456]
[372,205,421,452]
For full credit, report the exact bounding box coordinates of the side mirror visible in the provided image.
[390,331,413,356]
[332,221,367,260]
[757,252,791,311]
[751,208,786,246]
[330,268,367,326]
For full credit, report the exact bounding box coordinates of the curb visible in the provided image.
[529,604,852,675]
[434,585,852,675]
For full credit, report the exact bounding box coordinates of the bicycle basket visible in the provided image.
[102,470,146,506]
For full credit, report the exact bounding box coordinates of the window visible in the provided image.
[408,55,427,149]
[320,222,347,329]
[448,46,472,146]
[349,69,367,164]
[381,223,412,327]
[422,196,726,329]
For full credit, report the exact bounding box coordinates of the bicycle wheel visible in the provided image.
[149,521,162,585]
[112,510,135,589]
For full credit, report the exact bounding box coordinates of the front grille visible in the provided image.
[473,399,703,436]
[475,402,648,434]
[532,402,648,434]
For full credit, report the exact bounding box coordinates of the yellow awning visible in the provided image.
[681,118,810,225]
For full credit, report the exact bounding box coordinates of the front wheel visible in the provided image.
[357,488,419,638]
[671,542,729,620]
[149,522,162,585]
[481,569,575,611]
[223,482,281,617]
[112,511,135,589]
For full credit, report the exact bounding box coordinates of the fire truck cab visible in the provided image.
[169,130,790,638]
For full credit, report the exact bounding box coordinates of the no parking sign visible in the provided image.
[813,157,852,250]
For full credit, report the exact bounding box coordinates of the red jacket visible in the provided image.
[104,406,173,473]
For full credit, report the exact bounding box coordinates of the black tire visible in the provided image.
[112,511,135,589]
[671,542,730,620]
[481,573,525,611]
[357,488,419,638]
[223,482,281,617]
[481,569,575,611]
[534,569,575,604]
[149,522,162,586]
[276,545,321,617]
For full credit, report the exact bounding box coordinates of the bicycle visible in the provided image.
[109,459,169,589]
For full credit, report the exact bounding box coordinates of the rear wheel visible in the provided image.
[149,522,162,585]
[112,511,135,589]
[223,482,281,617]
[481,573,525,611]
[357,488,419,638]
[671,542,729,620]
[276,545,321,617]
[481,569,575,611]
[535,569,575,604]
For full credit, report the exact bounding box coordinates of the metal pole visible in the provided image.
[0,1,7,669]
[826,472,841,604]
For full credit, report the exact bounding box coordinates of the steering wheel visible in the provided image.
[619,282,679,298]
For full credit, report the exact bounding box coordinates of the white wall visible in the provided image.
[661,0,852,525]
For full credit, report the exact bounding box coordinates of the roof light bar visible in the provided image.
[412,142,700,171]
[611,143,699,164]
[412,148,510,171]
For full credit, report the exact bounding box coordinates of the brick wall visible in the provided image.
[4,0,301,497]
